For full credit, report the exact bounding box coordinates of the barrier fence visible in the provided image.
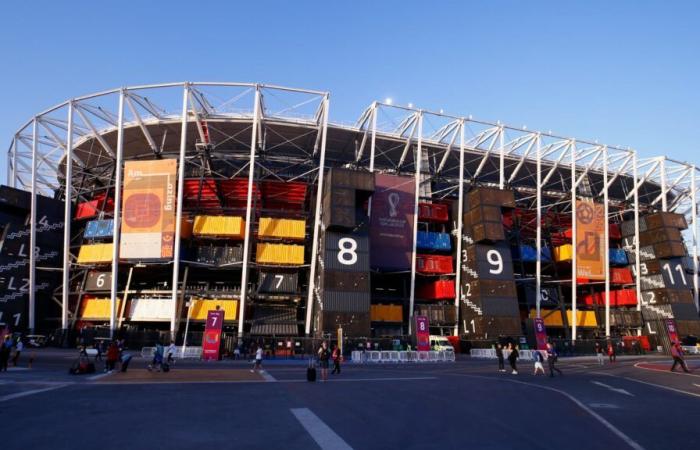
[351,350,455,363]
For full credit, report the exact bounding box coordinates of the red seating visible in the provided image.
[418,203,449,222]
[75,193,114,219]
[184,179,221,209]
[261,181,307,210]
[416,254,453,274]
[417,279,456,299]
[219,179,260,208]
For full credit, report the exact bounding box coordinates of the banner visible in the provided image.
[575,200,605,280]
[202,309,225,361]
[120,159,177,259]
[533,318,548,350]
[370,174,415,270]
[415,315,430,351]
[665,318,680,344]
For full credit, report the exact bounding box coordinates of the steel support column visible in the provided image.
[171,84,190,337]
[603,146,610,338]
[454,119,465,335]
[238,87,262,339]
[570,141,577,342]
[109,91,126,337]
[304,94,330,336]
[28,119,38,332]
[408,112,423,335]
[536,134,542,318]
[499,125,505,189]
[693,166,699,313]
[633,152,642,334]
[10,137,18,188]
[61,102,74,330]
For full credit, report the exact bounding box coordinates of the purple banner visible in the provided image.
[534,318,548,350]
[370,174,415,270]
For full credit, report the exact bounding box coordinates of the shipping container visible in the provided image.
[466,279,517,298]
[83,219,114,239]
[520,284,559,306]
[653,241,687,259]
[258,217,306,240]
[467,187,516,209]
[317,310,371,336]
[640,288,694,305]
[609,223,622,240]
[416,231,452,251]
[256,243,305,265]
[468,296,520,317]
[644,211,688,231]
[417,279,456,299]
[188,298,239,321]
[609,248,628,266]
[416,254,453,274]
[464,222,505,243]
[461,315,521,337]
[327,167,375,192]
[418,203,449,222]
[77,243,114,264]
[257,272,299,294]
[80,297,122,320]
[610,268,634,285]
[193,215,245,238]
[321,290,371,312]
[638,227,683,246]
[322,270,370,292]
[553,244,573,262]
[370,304,403,322]
[195,244,243,265]
[464,205,502,225]
[323,232,370,272]
[75,194,114,219]
[676,320,700,337]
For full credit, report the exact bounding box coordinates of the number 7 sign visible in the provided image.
[202,309,225,360]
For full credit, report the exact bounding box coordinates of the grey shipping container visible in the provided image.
[321,290,371,313]
[322,270,370,292]
[468,296,520,317]
[640,288,694,305]
[258,272,298,294]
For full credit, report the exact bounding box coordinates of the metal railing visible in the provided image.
[351,350,455,363]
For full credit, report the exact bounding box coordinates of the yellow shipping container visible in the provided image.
[81,297,122,320]
[371,304,403,322]
[77,243,114,264]
[553,244,573,262]
[256,243,305,265]
[529,308,597,327]
[193,216,245,238]
[258,217,305,240]
[189,298,238,321]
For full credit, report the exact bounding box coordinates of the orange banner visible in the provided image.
[575,199,605,280]
[120,159,177,259]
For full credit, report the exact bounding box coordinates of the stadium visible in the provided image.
[2,81,699,352]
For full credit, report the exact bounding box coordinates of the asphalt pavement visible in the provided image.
[1,349,699,450]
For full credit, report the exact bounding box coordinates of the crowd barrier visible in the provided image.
[470,349,545,360]
[351,350,455,363]
[682,346,699,355]
[141,346,202,359]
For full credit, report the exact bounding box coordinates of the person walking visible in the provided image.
[546,342,562,377]
[11,338,23,366]
[507,343,519,375]
[595,342,605,366]
[533,350,545,375]
[0,335,12,372]
[317,341,331,381]
[670,341,691,373]
[106,341,120,372]
[166,341,176,364]
[331,344,342,375]
[251,345,263,373]
[233,346,241,360]
[607,341,616,363]
[495,343,505,372]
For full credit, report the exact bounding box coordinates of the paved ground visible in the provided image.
[1,349,699,449]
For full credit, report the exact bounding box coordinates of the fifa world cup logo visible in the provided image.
[388,192,400,217]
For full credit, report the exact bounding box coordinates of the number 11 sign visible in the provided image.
[202,309,225,361]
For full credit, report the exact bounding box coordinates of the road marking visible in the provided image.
[591,381,634,396]
[0,384,68,402]
[589,403,620,409]
[453,374,645,450]
[693,384,700,388]
[87,372,114,381]
[634,362,699,378]
[260,370,277,382]
[291,408,353,450]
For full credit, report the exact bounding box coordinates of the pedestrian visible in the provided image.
[167,341,176,364]
[12,338,23,366]
[546,342,562,377]
[120,352,133,373]
[331,344,341,375]
[94,341,103,362]
[595,342,605,366]
[318,341,331,381]
[233,346,241,360]
[670,341,691,373]
[607,341,616,363]
[495,343,505,372]
[251,345,263,372]
[533,350,545,375]
[507,343,519,375]
[0,335,12,372]
[106,341,119,372]
[149,341,164,372]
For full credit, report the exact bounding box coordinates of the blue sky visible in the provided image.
[1,1,698,178]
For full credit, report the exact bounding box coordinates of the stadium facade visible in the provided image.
[2,82,699,349]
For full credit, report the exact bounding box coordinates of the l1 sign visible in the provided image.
[415,315,430,351]
[202,309,225,361]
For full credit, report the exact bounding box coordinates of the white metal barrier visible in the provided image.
[351,350,455,363]
[469,349,545,360]
[682,346,699,355]
[141,346,202,359]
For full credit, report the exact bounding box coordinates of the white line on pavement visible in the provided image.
[291,408,353,450]
[634,362,700,378]
[591,381,634,396]
[0,384,68,403]
[693,384,700,388]
[87,372,114,381]
[260,371,277,382]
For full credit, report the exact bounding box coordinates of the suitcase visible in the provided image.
[306,360,316,382]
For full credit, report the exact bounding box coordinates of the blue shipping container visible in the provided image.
[609,248,628,266]
[416,231,452,251]
[84,219,114,239]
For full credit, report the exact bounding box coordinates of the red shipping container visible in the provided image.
[610,268,633,285]
[613,289,637,306]
[416,254,453,274]
[609,223,622,240]
[417,279,456,299]
[75,193,114,219]
[418,203,449,222]
[583,292,601,306]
